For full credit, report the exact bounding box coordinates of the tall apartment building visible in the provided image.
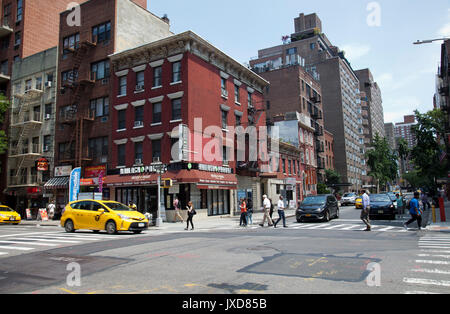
[249,51,324,192]
[0,0,83,205]
[355,68,385,143]
[394,115,417,173]
[384,122,396,151]
[258,12,364,191]
[48,0,172,206]
[6,47,57,216]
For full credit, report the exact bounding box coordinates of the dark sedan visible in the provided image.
[369,194,396,220]
[297,195,339,223]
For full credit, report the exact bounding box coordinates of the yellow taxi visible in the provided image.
[355,196,363,209]
[0,205,21,225]
[61,200,149,234]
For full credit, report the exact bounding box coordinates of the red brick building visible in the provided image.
[105,31,269,219]
[324,129,334,170]
[49,0,172,206]
[1,0,82,205]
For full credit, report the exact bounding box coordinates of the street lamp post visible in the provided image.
[413,38,449,45]
[153,162,167,227]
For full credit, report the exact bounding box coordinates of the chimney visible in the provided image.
[161,14,170,25]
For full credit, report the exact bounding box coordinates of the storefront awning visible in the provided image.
[103,170,238,189]
[44,177,70,190]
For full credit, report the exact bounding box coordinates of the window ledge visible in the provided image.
[170,81,182,86]
[152,85,162,90]
[116,128,127,132]
[170,119,183,123]
[151,122,162,127]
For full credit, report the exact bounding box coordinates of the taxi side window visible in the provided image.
[71,201,83,210]
[92,201,108,212]
[77,201,91,211]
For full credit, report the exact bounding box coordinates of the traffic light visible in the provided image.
[162,179,173,188]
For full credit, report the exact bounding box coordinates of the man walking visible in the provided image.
[361,189,372,231]
[274,195,287,228]
[404,192,423,231]
[173,196,184,223]
[259,195,274,227]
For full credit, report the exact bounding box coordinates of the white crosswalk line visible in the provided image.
[340,225,362,230]
[375,226,396,232]
[322,224,349,230]
[416,259,450,265]
[16,237,81,244]
[404,291,441,294]
[0,245,34,251]
[0,252,7,256]
[410,268,450,275]
[418,254,450,259]
[0,240,58,247]
[403,278,450,287]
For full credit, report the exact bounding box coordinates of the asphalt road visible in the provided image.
[0,206,449,295]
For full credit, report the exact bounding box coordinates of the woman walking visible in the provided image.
[239,198,248,227]
[185,201,195,231]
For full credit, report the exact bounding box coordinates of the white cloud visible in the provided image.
[438,9,450,37]
[340,43,371,60]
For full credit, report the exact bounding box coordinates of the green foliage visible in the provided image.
[317,183,331,194]
[366,134,398,188]
[397,138,410,162]
[0,94,9,155]
[409,109,447,190]
[403,170,433,190]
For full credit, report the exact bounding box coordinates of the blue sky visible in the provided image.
[148,0,450,124]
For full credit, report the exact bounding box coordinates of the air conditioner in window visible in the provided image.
[134,121,144,128]
[135,158,143,165]
[43,145,49,152]
[100,156,108,163]
[44,114,51,120]
[152,157,160,163]
[44,81,52,88]
[135,84,144,91]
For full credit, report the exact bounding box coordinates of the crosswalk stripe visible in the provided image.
[0,252,7,256]
[403,278,450,287]
[376,226,396,232]
[418,254,450,259]
[322,224,349,230]
[410,268,450,275]
[404,291,441,294]
[0,245,34,251]
[415,260,450,265]
[16,237,81,244]
[0,240,58,247]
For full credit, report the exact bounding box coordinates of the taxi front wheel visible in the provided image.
[106,221,117,235]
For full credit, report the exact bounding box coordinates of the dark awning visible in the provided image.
[44,177,70,190]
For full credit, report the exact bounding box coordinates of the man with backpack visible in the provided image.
[404,192,423,231]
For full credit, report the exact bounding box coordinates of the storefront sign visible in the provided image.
[119,165,160,176]
[55,165,72,177]
[80,178,95,186]
[85,165,106,178]
[39,208,49,221]
[25,208,32,220]
[198,163,233,174]
[69,168,81,202]
[37,158,49,171]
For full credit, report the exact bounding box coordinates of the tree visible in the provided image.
[0,94,8,154]
[324,169,342,193]
[365,134,398,193]
[409,109,447,191]
[396,137,410,174]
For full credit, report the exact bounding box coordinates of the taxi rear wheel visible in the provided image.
[65,220,75,233]
[106,221,117,235]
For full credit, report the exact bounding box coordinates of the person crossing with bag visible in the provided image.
[404,192,423,231]
[274,195,288,228]
[185,201,195,231]
[239,198,248,227]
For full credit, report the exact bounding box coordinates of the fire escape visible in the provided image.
[59,38,97,168]
[9,89,44,187]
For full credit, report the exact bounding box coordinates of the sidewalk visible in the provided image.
[18,209,298,231]
[425,200,450,232]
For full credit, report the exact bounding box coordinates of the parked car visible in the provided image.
[297,195,339,223]
[0,205,21,225]
[341,193,357,206]
[61,200,149,234]
[369,194,396,220]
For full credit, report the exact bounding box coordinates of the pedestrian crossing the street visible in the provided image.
[0,231,136,258]
[403,234,450,294]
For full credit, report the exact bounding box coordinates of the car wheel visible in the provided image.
[106,221,117,235]
[65,220,75,233]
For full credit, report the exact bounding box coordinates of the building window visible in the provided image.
[153,66,162,88]
[171,98,182,121]
[88,137,108,161]
[221,77,228,97]
[221,110,228,130]
[0,60,8,75]
[152,102,162,124]
[235,114,241,126]
[16,0,22,22]
[134,106,144,124]
[134,142,143,164]
[92,21,111,44]
[234,84,240,104]
[91,60,110,80]
[43,135,52,152]
[172,61,181,83]
[25,79,32,91]
[118,76,127,96]
[3,3,11,26]
[117,109,126,130]
[63,33,80,56]
[117,144,126,166]
[152,140,161,160]
[61,69,78,85]
[248,91,253,107]
[136,71,145,90]
[90,97,109,118]
[35,77,42,90]
[14,31,20,47]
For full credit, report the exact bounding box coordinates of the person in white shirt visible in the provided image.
[259,195,274,227]
[47,200,55,221]
[274,195,288,228]
[361,190,371,231]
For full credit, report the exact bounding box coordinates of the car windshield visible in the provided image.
[103,202,136,211]
[343,193,355,197]
[0,207,14,212]
[302,196,327,205]
[386,193,396,201]
[370,195,391,202]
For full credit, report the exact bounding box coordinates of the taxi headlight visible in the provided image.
[117,214,132,220]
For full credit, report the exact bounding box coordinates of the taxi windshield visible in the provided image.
[103,202,136,212]
[0,207,14,212]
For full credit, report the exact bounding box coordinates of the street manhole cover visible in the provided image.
[239,253,381,282]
